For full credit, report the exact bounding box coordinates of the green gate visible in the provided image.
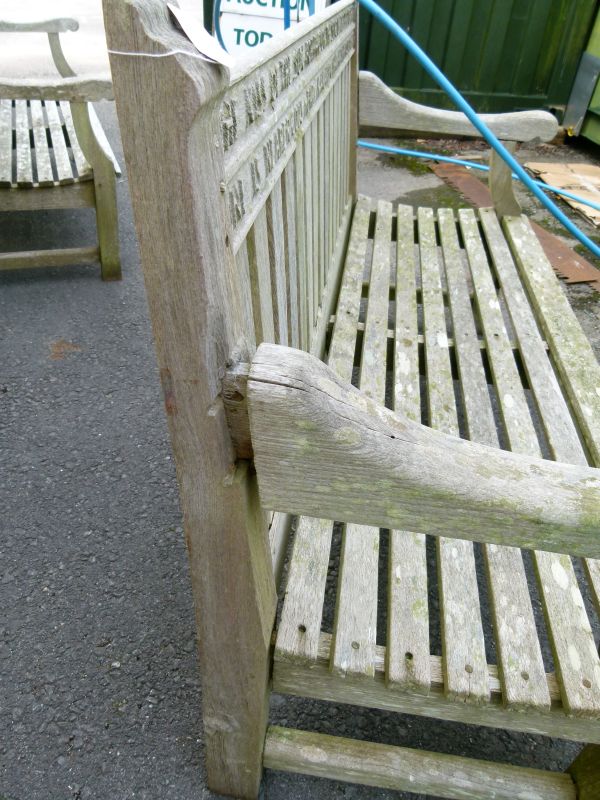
[359,0,598,115]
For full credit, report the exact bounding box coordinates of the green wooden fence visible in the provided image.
[359,0,598,115]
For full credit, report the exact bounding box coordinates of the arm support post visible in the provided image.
[245,344,600,558]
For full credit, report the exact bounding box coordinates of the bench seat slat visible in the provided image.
[420,207,489,705]
[15,100,33,186]
[275,197,371,667]
[457,208,550,711]
[492,213,600,716]
[503,214,600,464]
[331,199,392,678]
[60,101,92,180]
[467,209,600,716]
[44,99,74,184]
[0,99,12,186]
[387,203,430,694]
[29,100,54,186]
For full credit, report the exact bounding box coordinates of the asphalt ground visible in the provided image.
[2,99,600,800]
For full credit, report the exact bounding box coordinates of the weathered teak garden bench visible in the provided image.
[0,17,121,280]
[105,0,600,797]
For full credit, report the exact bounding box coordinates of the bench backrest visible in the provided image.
[107,0,356,367]
[105,0,357,595]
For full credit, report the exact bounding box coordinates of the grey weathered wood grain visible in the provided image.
[568,744,600,799]
[476,210,600,716]
[104,0,286,790]
[310,119,319,320]
[331,200,392,679]
[328,196,370,376]
[266,181,288,346]
[420,207,488,705]
[0,99,12,186]
[15,100,33,187]
[264,726,576,800]
[61,102,92,180]
[440,207,549,712]
[276,515,333,664]
[358,71,558,142]
[480,208,584,464]
[0,17,79,33]
[0,246,98,270]
[584,559,600,616]
[387,203,430,694]
[489,142,521,217]
[0,75,113,102]
[281,162,299,349]
[247,207,276,345]
[393,205,420,419]
[247,343,600,559]
[28,100,54,185]
[277,197,367,672]
[44,99,74,184]
[293,144,309,351]
[317,106,326,299]
[274,633,600,740]
[503,214,600,464]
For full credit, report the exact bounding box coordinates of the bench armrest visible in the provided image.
[239,344,600,559]
[0,18,79,34]
[0,75,114,102]
[359,71,558,143]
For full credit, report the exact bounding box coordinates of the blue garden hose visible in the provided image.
[357,0,600,259]
[357,140,600,215]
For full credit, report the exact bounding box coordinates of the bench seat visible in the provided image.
[275,196,600,740]
[0,17,121,279]
[0,98,95,188]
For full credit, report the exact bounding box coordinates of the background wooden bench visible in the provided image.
[0,17,121,280]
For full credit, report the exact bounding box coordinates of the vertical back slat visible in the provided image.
[266,181,288,346]
[247,207,276,345]
[304,130,315,332]
[282,161,300,349]
[310,119,319,322]
[294,143,309,351]
[318,105,326,300]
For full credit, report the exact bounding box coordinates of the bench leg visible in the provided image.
[93,159,121,281]
[70,102,121,281]
[191,463,276,798]
[567,745,600,798]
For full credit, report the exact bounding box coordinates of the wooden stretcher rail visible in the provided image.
[264,726,577,800]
